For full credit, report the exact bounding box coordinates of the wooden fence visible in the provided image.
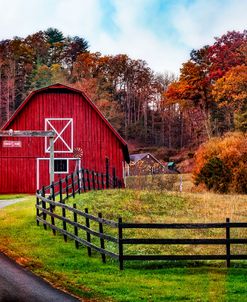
[35,192,247,270]
[118,220,247,269]
[38,161,122,203]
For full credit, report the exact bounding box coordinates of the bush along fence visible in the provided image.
[36,189,247,269]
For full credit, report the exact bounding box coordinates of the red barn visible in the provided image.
[0,84,129,193]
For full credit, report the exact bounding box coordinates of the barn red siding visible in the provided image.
[0,86,128,193]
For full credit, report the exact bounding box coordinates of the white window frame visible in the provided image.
[45,118,73,153]
[36,157,81,189]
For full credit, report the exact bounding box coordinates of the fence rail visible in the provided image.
[36,190,247,270]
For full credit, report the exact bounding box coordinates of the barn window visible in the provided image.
[54,159,68,173]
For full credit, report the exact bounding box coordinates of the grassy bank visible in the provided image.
[0,191,247,301]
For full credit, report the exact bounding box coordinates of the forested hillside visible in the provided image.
[0,28,246,154]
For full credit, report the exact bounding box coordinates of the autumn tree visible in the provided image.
[194,132,247,193]
[72,53,159,142]
[0,29,88,126]
[165,30,247,143]
[207,30,247,80]
[212,65,247,132]
[165,60,212,139]
[1,28,246,153]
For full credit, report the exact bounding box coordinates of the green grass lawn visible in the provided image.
[0,194,26,200]
[0,191,247,301]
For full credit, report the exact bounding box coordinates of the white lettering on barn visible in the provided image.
[3,140,22,148]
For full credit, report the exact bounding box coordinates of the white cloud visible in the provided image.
[0,0,246,75]
[172,0,247,49]
[0,0,51,38]
[53,0,103,40]
[89,0,188,74]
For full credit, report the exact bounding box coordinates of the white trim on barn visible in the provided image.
[45,118,73,153]
[36,157,81,189]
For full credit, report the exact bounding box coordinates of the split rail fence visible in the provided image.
[36,182,247,269]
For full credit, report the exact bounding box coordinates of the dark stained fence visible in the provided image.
[38,165,122,204]
[36,191,247,270]
[118,220,247,269]
[36,196,119,261]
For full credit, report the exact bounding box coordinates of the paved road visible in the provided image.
[0,253,80,302]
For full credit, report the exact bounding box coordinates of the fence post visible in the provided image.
[49,196,56,236]
[77,169,81,194]
[226,217,231,268]
[179,175,183,193]
[86,170,91,191]
[101,173,104,190]
[71,173,75,198]
[85,208,92,256]
[65,176,69,200]
[118,179,122,189]
[96,172,100,190]
[62,205,67,242]
[36,190,40,226]
[118,217,123,270]
[73,203,79,249]
[106,158,109,189]
[112,167,116,188]
[92,171,96,190]
[98,213,106,263]
[41,186,47,230]
[82,168,86,192]
[51,181,56,212]
[59,179,63,203]
[51,181,55,201]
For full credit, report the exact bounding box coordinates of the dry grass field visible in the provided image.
[126,173,195,192]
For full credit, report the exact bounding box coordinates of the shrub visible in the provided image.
[195,157,231,193]
[193,132,247,194]
[231,162,247,194]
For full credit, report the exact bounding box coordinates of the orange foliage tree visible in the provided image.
[212,65,247,132]
[193,132,247,193]
[165,30,247,140]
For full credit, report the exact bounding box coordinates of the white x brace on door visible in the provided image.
[45,118,73,153]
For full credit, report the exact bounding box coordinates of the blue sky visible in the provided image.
[0,0,246,75]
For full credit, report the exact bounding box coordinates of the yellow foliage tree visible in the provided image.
[193,132,247,193]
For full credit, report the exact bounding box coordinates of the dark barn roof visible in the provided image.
[130,153,166,168]
[130,153,150,163]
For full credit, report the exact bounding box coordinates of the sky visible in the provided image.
[0,0,246,75]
